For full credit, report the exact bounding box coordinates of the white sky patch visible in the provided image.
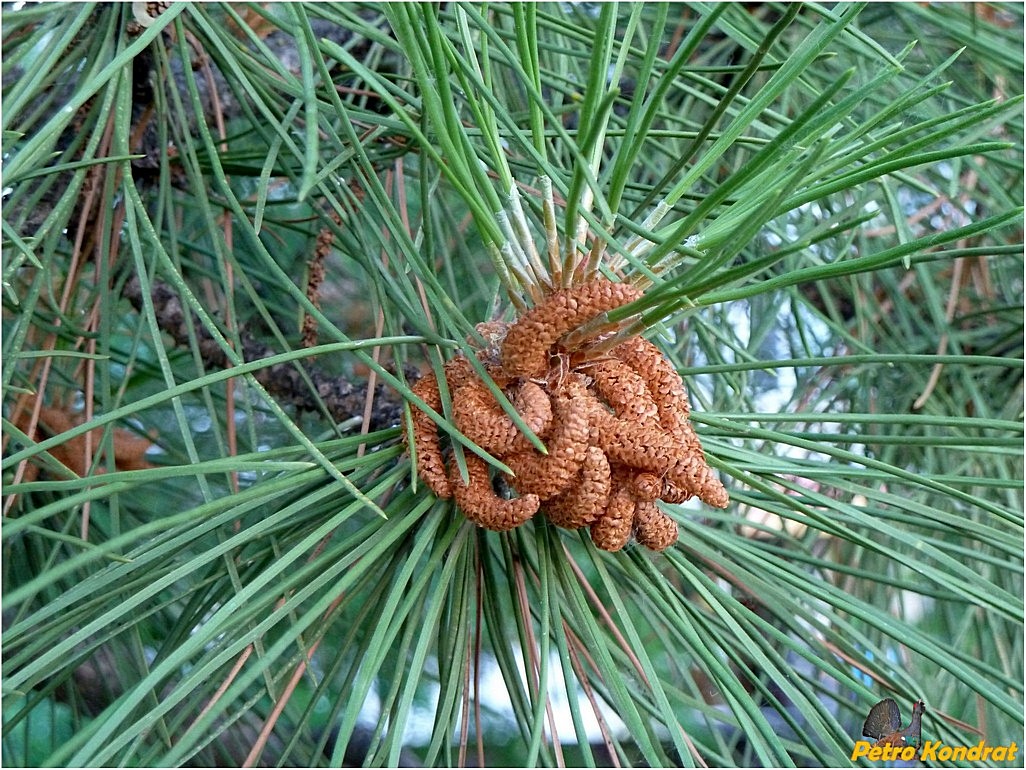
[754,366,797,414]
[726,302,751,349]
[397,649,629,746]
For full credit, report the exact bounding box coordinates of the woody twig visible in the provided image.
[122,276,412,431]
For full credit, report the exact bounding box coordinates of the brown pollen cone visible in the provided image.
[633,501,679,551]
[501,279,644,378]
[450,454,539,531]
[614,336,691,432]
[451,379,552,455]
[584,398,680,473]
[585,358,660,425]
[542,446,611,529]
[667,454,730,509]
[407,374,453,499]
[627,471,663,503]
[503,384,590,499]
[589,481,635,552]
[405,357,479,499]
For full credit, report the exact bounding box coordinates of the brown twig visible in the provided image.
[122,275,413,431]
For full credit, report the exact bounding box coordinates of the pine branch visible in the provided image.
[122,275,415,431]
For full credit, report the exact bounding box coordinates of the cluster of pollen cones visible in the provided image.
[407,278,728,551]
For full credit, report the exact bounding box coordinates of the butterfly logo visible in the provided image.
[863,698,926,751]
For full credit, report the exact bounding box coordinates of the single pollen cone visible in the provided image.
[501,279,643,378]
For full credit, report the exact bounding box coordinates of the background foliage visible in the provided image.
[2,2,1023,767]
